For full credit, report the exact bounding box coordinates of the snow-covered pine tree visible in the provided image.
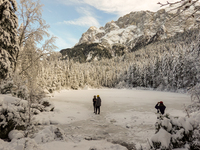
[0,0,19,80]
[79,72,84,87]
[70,70,79,90]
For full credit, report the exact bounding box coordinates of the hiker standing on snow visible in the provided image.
[155,101,166,115]
[93,95,97,113]
[95,95,101,114]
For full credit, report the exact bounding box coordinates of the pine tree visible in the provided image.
[0,0,19,80]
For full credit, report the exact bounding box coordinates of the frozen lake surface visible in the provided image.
[36,89,191,149]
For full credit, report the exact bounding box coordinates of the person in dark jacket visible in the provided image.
[155,101,166,115]
[95,95,101,114]
[93,95,97,113]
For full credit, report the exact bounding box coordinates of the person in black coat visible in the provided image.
[155,101,166,115]
[93,95,97,113]
[95,95,101,114]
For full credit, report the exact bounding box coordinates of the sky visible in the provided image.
[17,0,177,51]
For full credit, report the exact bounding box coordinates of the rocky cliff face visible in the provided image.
[61,7,199,62]
[79,8,197,50]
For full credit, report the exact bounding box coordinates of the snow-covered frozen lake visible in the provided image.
[35,89,191,149]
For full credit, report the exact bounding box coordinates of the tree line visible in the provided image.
[35,29,200,95]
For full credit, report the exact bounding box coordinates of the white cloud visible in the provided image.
[58,6,100,27]
[76,6,93,16]
[83,0,178,16]
[48,31,78,50]
[56,37,72,50]
[57,0,178,16]
[63,16,100,27]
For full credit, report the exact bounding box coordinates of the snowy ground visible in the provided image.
[0,89,192,150]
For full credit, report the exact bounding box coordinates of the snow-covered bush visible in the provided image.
[0,99,28,139]
[0,80,30,101]
[0,126,65,150]
[0,137,42,150]
[31,98,54,114]
[33,126,65,144]
[15,85,29,100]
[150,114,200,150]
[0,79,29,100]
[8,130,24,140]
[187,102,200,113]
[0,95,54,139]
[0,80,14,94]
[12,80,47,103]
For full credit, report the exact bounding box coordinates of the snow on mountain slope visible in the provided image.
[78,8,198,50]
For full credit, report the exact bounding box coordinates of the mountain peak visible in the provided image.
[61,8,199,63]
[77,8,197,50]
[88,26,98,31]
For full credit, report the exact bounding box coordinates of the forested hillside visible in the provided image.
[37,29,200,92]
